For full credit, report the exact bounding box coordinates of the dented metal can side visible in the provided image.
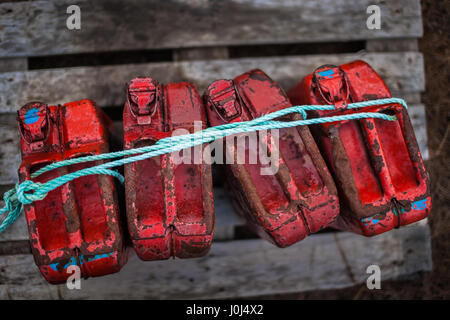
[123,78,214,260]
[17,100,127,284]
[204,69,339,247]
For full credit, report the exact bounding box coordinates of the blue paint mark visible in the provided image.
[24,108,40,124]
[412,198,428,210]
[49,262,60,271]
[318,69,335,79]
[361,198,429,227]
[399,199,428,214]
[48,252,114,271]
[361,216,378,226]
[85,253,112,262]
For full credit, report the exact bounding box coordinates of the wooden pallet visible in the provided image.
[0,0,431,299]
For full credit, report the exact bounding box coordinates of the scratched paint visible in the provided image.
[288,61,431,236]
[18,101,127,284]
[49,252,114,271]
[204,69,339,248]
[123,78,214,261]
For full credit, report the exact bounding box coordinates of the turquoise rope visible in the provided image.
[0,98,407,234]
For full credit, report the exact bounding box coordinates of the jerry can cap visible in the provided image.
[17,102,50,151]
[207,79,242,122]
[127,77,159,125]
[312,64,350,110]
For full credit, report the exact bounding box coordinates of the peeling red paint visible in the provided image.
[123,78,214,260]
[288,61,431,236]
[18,100,128,284]
[204,69,339,247]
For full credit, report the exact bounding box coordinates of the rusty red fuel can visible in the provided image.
[288,61,431,236]
[17,100,127,284]
[123,77,214,260]
[204,69,339,247]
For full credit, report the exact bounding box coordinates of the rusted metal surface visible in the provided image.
[204,69,339,247]
[123,78,214,260]
[288,61,431,236]
[17,100,127,284]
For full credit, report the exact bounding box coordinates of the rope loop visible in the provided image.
[17,180,45,205]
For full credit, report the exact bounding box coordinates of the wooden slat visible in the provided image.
[0,222,431,299]
[0,211,28,243]
[0,52,425,113]
[0,114,20,186]
[0,0,422,58]
[366,39,419,52]
[173,47,229,62]
[0,58,27,72]
[0,240,30,255]
[408,104,429,160]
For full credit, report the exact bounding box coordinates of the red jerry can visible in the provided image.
[288,61,431,236]
[204,69,339,247]
[123,78,214,260]
[17,100,127,284]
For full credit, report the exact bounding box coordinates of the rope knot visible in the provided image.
[16,180,45,205]
[0,181,43,233]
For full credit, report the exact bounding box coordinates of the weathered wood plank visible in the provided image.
[173,47,229,62]
[0,0,422,58]
[0,240,30,255]
[0,212,28,243]
[408,104,429,160]
[0,183,28,244]
[366,39,419,52]
[0,114,20,186]
[0,58,27,72]
[0,222,431,299]
[0,52,425,113]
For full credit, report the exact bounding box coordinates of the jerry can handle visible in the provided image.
[208,81,243,123]
[17,103,51,150]
[312,64,350,110]
[127,79,159,125]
